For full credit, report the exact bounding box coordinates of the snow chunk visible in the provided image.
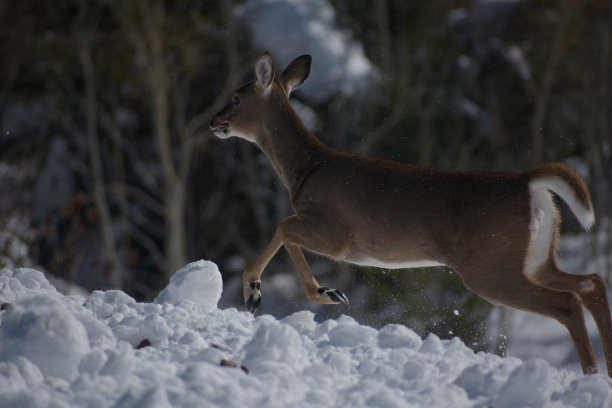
[243,317,305,371]
[155,260,222,309]
[0,295,90,381]
[495,359,552,408]
[326,315,378,348]
[6,267,55,292]
[419,333,446,355]
[0,356,44,392]
[553,375,612,408]
[85,289,136,320]
[377,324,422,350]
[281,310,317,335]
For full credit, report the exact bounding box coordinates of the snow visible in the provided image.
[154,260,222,309]
[504,45,531,80]
[32,138,75,221]
[1,261,612,407]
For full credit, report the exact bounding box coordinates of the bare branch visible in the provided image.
[107,182,165,217]
[130,223,166,272]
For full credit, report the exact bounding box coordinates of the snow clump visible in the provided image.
[154,260,223,308]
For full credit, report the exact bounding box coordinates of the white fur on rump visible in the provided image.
[525,176,595,276]
[530,177,595,230]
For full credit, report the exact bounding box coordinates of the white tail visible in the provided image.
[530,176,595,230]
[525,166,594,279]
[210,52,612,376]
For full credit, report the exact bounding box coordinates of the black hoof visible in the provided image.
[317,287,349,305]
[244,280,262,314]
[246,294,261,314]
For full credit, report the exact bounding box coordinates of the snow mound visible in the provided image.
[0,294,89,381]
[154,260,222,308]
[0,262,611,407]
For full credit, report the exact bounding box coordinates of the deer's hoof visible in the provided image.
[244,281,262,314]
[246,293,261,314]
[317,287,349,305]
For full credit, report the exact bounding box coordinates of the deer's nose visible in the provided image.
[210,116,229,132]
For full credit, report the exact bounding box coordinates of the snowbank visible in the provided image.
[0,261,611,407]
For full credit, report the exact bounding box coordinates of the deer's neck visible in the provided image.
[255,103,328,197]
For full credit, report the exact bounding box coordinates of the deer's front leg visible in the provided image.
[243,225,284,313]
[285,244,349,305]
[244,215,348,313]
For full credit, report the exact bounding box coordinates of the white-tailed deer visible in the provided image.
[210,52,612,376]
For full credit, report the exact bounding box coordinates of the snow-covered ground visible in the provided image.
[1,260,611,407]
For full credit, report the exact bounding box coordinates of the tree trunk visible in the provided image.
[79,33,123,289]
[146,7,187,280]
[164,182,186,278]
[530,0,572,165]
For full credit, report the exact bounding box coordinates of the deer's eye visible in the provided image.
[232,96,240,106]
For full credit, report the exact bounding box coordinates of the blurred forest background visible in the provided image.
[1,0,611,355]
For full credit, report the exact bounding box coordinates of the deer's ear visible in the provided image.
[280,54,311,96]
[254,52,275,94]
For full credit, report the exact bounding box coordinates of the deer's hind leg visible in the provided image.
[458,258,597,375]
[474,273,597,374]
[532,261,612,377]
[243,215,349,313]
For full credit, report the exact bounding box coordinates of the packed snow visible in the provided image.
[1,261,611,407]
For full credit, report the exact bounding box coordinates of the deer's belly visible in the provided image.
[343,256,444,270]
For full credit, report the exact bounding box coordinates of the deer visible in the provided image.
[210,51,612,376]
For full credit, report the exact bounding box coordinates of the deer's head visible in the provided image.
[209,52,312,142]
